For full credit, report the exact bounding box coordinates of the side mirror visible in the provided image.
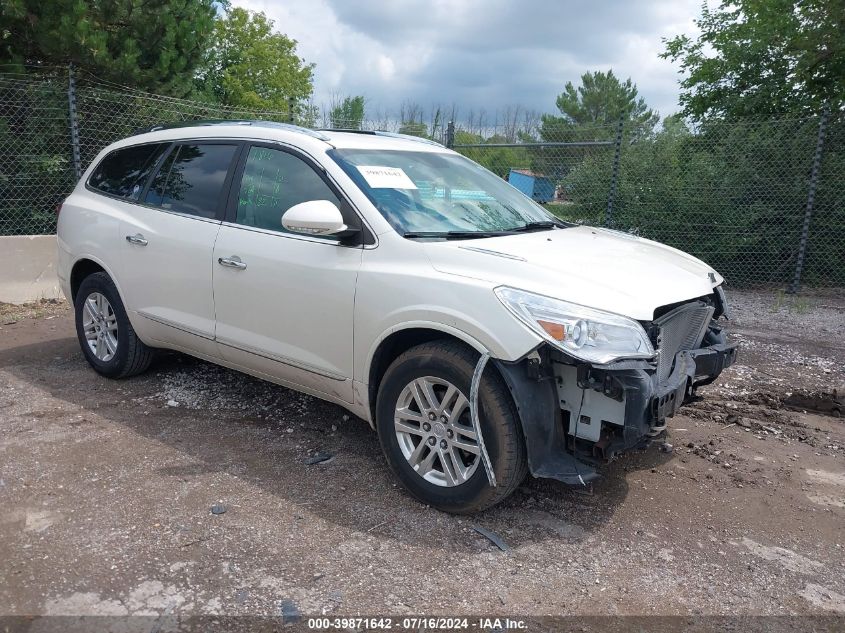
[282,200,349,237]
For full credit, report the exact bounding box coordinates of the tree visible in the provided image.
[199,7,314,113]
[662,0,845,119]
[0,0,217,97]
[557,113,845,285]
[453,131,533,179]
[540,70,658,141]
[329,95,365,129]
[398,100,427,137]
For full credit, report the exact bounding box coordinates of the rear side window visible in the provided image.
[88,143,169,200]
[145,143,238,219]
[235,146,341,234]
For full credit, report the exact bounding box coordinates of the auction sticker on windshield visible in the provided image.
[356,165,418,189]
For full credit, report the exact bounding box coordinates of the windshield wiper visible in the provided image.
[403,230,514,240]
[509,220,569,232]
[403,220,571,240]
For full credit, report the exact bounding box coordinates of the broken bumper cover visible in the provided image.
[618,342,738,437]
[493,341,738,487]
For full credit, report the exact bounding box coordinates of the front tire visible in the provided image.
[74,272,154,378]
[376,340,528,513]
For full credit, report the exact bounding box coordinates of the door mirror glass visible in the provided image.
[282,200,348,236]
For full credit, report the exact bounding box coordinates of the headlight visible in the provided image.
[495,287,655,364]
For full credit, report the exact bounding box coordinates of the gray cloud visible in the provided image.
[238,0,701,122]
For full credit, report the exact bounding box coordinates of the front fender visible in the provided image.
[363,318,514,387]
[357,299,544,388]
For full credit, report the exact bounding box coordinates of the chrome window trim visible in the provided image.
[84,140,171,203]
[88,191,224,225]
[85,137,241,221]
[230,138,380,249]
[84,135,380,248]
[218,221,352,247]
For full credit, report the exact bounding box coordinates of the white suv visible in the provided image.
[57,121,737,512]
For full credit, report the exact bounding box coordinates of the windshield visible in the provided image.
[329,148,562,237]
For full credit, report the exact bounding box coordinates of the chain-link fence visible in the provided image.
[1,69,842,290]
[0,72,74,236]
[1,69,296,237]
[452,112,843,290]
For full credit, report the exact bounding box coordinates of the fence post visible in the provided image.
[446,121,455,149]
[788,105,829,294]
[604,114,625,228]
[67,63,82,182]
[287,96,295,124]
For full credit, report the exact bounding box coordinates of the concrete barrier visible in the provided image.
[0,235,63,304]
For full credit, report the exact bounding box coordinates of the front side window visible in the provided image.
[234,146,341,235]
[89,143,168,200]
[329,149,559,236]
[145,143,238,218]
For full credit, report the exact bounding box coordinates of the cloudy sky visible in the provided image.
[235,0,702,122]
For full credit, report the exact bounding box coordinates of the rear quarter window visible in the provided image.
[88,143,169,200]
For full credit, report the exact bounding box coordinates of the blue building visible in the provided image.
[507,169,555,203]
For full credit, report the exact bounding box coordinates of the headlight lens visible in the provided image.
[495,286,655,364]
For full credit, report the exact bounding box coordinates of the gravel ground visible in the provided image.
[0,291,843,630]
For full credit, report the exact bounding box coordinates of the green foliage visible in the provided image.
[540,70,658,142]
[0,78,73,235]
[662,0,845,119]
[454,130,483,145]
[559,114,845,285]
[397,101,428,137]
[530,71,658,190]
[1,3,321,237]
[397,122,427,137]
[198,7,314,113]
[329,95,365,129]
[0,0,218,97]
[454,131,533,178]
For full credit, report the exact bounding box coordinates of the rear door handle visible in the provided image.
[218,256,247,270]
[125,233,148,246]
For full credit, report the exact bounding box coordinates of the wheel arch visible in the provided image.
[70,258,105,302]
[69,256,123,303]
[365,323,492,426]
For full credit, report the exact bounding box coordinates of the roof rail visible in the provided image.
[131,120,330,141]
[316,128,444,147]
[315,128,377,135]
[373,131,444,147]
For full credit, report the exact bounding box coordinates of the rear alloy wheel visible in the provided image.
[74,272,154,378]
[376,340,528,513]
[81,292,119,362]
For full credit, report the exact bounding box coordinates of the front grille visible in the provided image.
[654,302,714,383]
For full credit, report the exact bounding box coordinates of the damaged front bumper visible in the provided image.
[493,329,738,486]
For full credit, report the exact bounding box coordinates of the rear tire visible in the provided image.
[376,340,527,513]
[74,272,154,378]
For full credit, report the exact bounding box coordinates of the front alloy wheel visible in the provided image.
[394,376,480,487]
[376,340,528,513]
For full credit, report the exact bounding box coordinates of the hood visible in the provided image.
[424,226,722,321]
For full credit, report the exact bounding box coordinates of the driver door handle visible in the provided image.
[218,256,247,270]
[125,233,148,246]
